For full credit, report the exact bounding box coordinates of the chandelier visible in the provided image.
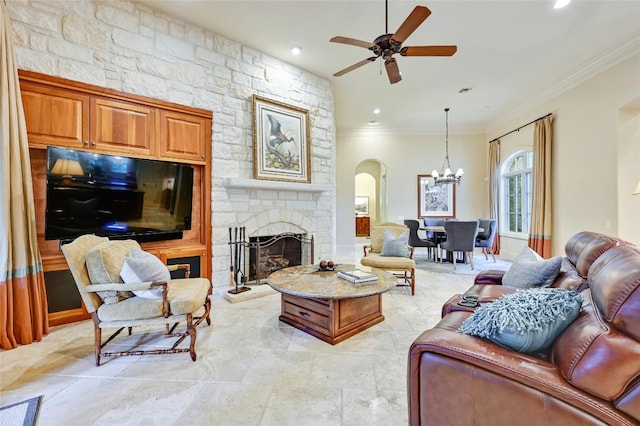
[431,107,463,185]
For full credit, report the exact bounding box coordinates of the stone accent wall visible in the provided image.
[7,0,336,289]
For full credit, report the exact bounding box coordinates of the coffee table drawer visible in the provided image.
[282,297,331,332]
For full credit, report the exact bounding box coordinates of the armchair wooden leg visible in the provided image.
[410,268,415,296]
[187,313,197,362]
[469,252,475,270]
[94,323,102,367]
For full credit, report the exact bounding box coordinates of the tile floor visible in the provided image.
[0,242,481,425]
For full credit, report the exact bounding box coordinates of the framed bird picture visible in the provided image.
[252,94,311,183]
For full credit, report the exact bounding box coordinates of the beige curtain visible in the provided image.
[0,1,49,349]
[528,116,553,257]
[488,139,500,255]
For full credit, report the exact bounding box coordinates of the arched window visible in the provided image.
[502,150,533,235]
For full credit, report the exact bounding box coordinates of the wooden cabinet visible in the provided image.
[160,110,207,164]
[91,97,155,156]
[356,216,370,237]
[21,70,212,326]
[20,82,89,149]
[22,83,155,156]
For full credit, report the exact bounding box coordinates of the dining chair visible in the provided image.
[404,219,437,259]
[422,218,445,240]
[475,218,497,262]
[439,220,479,270]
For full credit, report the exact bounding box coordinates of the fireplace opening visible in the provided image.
[248,233,314,283]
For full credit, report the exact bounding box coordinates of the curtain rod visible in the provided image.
[489,112,552,143]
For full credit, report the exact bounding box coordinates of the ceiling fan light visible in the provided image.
[554,0,571,9]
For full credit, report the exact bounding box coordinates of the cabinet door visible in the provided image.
[159,110,207,163]
[91,97,155,156]
[20,83,90,149]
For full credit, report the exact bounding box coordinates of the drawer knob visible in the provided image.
[299,311,310,318]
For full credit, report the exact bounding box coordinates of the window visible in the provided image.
[502,150,533,235]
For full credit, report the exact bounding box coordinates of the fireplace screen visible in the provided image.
[249,233,314,284]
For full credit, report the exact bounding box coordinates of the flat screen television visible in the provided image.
[45,146,193,243]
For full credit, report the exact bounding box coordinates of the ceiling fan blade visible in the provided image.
[400,45,458,57]
[333,57,377,77]
[391,6,431,45]
[384,58,401,84]
[330,36,375,49]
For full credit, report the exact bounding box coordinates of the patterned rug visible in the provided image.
[0,395,42,426]
[413,251,512,276]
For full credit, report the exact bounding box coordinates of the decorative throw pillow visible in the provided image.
[120,248,170,298]
[86,240,140,303]
[458,288,583,354]
[380,229,410,257]
[502,247,562,289]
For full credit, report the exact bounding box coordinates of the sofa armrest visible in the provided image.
[473,269,506,285]
[407,312,635,426]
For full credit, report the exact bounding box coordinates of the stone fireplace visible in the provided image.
[214,178,334,289]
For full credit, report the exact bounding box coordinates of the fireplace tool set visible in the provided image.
[228,226,251,294]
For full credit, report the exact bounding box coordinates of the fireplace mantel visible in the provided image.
[223,178,331,193]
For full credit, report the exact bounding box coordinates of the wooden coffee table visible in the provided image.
[267,264,396,344]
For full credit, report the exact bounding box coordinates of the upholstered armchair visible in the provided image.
[361,222,416,295]
[62,234,212,366]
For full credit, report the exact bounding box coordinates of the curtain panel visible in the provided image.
[488,139,500,255]
[528,116,553,257]
[0,2,49,349]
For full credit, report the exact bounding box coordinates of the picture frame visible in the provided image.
[252,94,311,183]
[417,174,456,218]
[355,196,369,215]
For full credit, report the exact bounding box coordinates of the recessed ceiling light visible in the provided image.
[373,108,381,114]
[459,87,472,94]
[554,0,570,9]
[291,46,301,55]
[368,120,379,126]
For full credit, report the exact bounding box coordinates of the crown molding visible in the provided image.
[486,34,640,133]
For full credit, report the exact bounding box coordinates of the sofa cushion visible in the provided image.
[360,252,415,269]
[120,248,170,298]
[380,229,410,257]
[501,247,561,289]
[458,287,583,354]
[97,278,210,322]
[86,239,140,303]
[552,290,640,401]
[564,231,622,278]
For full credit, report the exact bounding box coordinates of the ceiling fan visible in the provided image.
[330,1,457,84]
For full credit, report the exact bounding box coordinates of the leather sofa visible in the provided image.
[407,232,640,425]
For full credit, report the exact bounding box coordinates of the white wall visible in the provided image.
[487,53,640,254]
[7,0,336,288]
[336,131,487,247]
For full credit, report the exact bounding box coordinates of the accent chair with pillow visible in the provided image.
[361,222,416,295]
[62,234,212,366]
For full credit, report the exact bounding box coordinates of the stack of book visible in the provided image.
[337,269,378,285]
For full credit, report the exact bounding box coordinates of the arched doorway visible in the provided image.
[355,159,388,237]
